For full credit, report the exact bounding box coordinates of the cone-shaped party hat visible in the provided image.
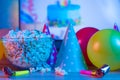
[55,24,87,72]
[114,23,119,32]
[42,24,58,68]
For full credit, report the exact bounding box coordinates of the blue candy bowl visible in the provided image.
[2,30,53,69]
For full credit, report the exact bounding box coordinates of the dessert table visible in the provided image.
[0,29,120,80]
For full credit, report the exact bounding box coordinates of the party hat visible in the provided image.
[42,24,58,68]
[42,24,50,35]
[114,23,119,32]
[55,24,87,72]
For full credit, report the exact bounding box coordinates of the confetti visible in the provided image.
[55,67,67,76]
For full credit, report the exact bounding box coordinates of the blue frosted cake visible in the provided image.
[47,1,80,27]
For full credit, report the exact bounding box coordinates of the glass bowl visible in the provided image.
[2,37,53,69]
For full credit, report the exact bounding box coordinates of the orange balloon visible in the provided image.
[0,40,5,60]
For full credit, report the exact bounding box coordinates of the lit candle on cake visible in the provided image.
[57,0,71,7]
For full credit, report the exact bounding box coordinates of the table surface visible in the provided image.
[0,71,120,80]
[0,29,120,80]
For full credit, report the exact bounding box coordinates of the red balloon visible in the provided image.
[76,27,99,66]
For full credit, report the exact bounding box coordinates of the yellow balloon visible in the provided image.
[0,40,5,60]
[87,29,120,71]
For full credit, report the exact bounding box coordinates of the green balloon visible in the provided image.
[87,29,120,71]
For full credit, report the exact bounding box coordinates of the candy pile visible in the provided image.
[2,30,53,68]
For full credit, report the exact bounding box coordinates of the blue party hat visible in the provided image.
[42,24,58,68]
[55,25,87,72]
[114,23,119,32]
